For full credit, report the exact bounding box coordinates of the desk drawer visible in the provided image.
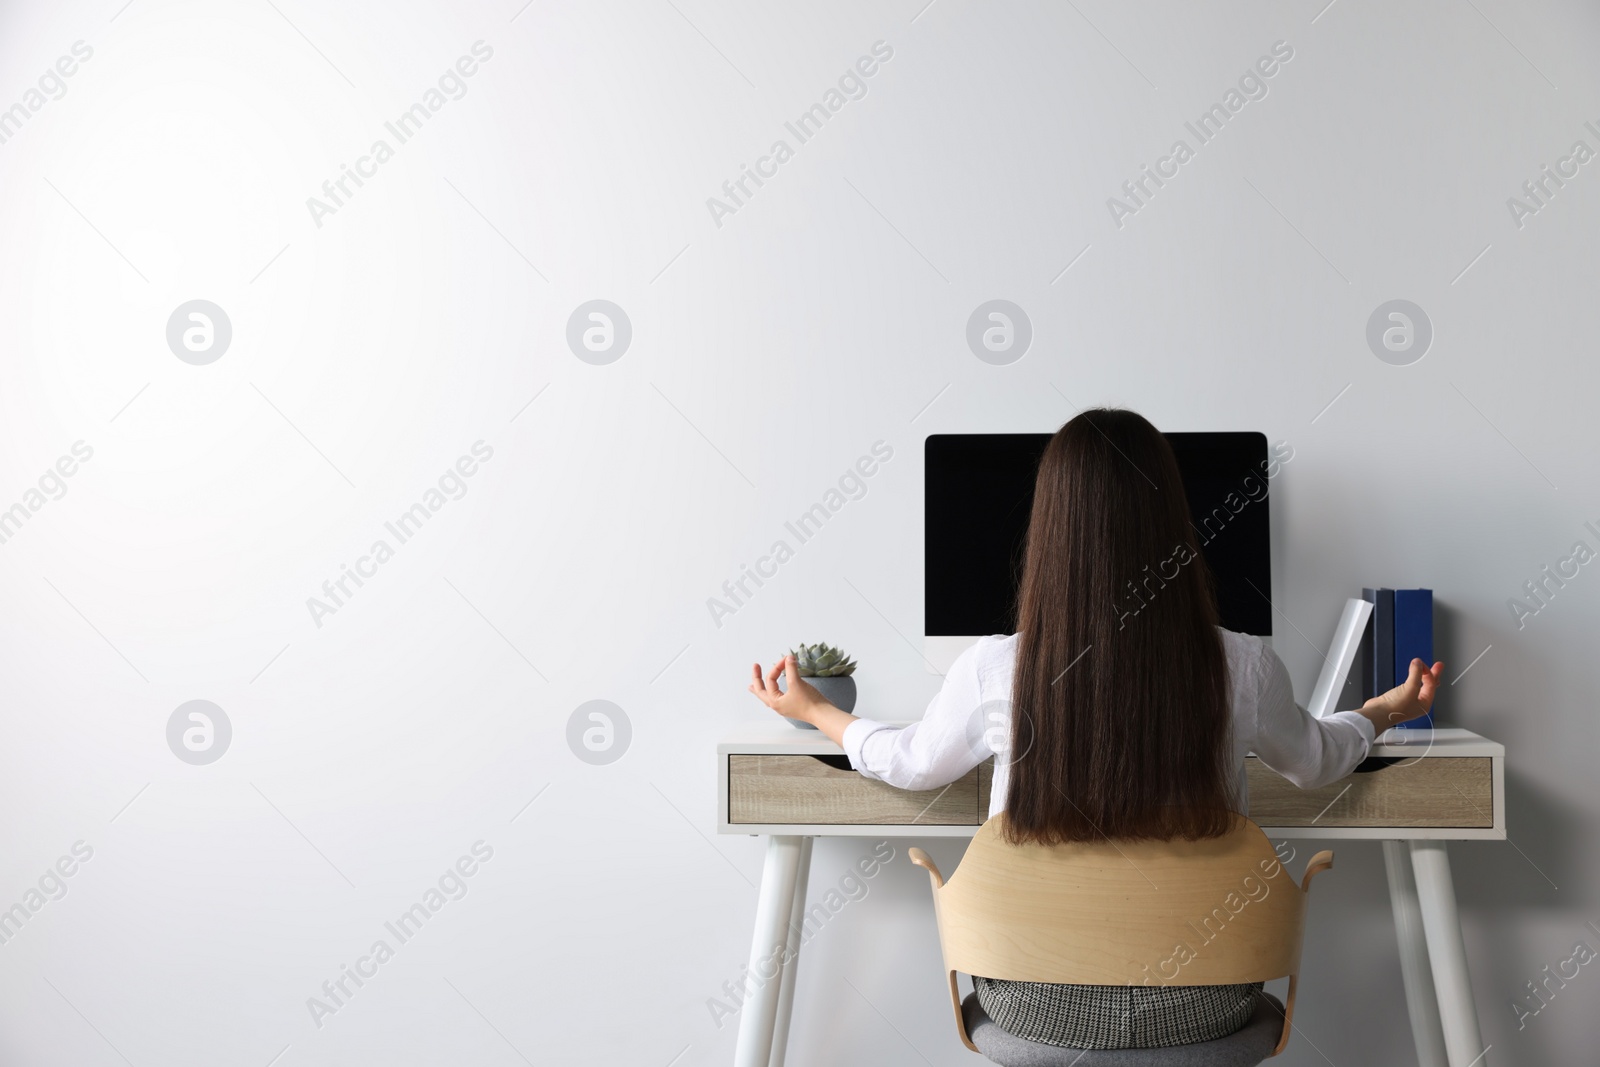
[728,755,983,826]
[1246,757,1493,828]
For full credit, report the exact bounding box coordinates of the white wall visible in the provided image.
[0,1,1596,1063]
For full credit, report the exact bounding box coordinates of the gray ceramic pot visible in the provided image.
[778,674,857,729]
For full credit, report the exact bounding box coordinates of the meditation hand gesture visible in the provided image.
[747,655,858,744]
[1360,657,1444,737]
[748,656,828,721]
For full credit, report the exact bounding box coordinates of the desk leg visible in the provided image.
[1384,841,1449,1067]
[1410,841,1489,1067]
[768,836,813,1067]
[734,835,804,1067]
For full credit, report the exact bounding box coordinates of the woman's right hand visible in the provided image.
[1360,657,1444,737]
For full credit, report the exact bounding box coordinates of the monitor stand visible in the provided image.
[923,635,978,675]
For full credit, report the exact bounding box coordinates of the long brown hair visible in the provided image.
[1003,409,1235,845]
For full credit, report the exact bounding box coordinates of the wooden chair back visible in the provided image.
[909,813,1332,1057]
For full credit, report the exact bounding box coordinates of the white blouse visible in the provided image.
[841,629,1375,817]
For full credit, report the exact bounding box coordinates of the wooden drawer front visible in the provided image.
[1247,757,1493,828]
[728,755,981,825]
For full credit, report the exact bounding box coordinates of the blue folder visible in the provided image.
[1392,588,1434,729]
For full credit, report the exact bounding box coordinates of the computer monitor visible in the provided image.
[924,432,1272,671]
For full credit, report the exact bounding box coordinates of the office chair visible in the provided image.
[909,814,1333,1066]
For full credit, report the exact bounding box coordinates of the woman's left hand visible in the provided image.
[748,655,833,724]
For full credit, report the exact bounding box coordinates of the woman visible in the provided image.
[747,409,1442,1050]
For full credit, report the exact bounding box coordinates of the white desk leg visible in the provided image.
[1384,841,1449,1067]
[734,836,804,1067]
[1410,841,1489,1067]
[768,836,813,1067]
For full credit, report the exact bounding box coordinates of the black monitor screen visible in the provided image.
[924,432,1272,637]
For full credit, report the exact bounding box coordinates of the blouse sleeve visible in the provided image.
[1251,642,1375,789]
[840,642,990,792]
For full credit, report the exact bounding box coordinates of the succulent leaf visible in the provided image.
[790,642,857,677]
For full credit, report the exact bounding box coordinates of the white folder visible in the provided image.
[1307,597,1374,719]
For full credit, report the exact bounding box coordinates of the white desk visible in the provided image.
[717,726,1504,1067]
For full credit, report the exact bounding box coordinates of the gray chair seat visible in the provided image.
[961,991,1286,1067]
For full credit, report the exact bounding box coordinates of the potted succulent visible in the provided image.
[778,642,857,729]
